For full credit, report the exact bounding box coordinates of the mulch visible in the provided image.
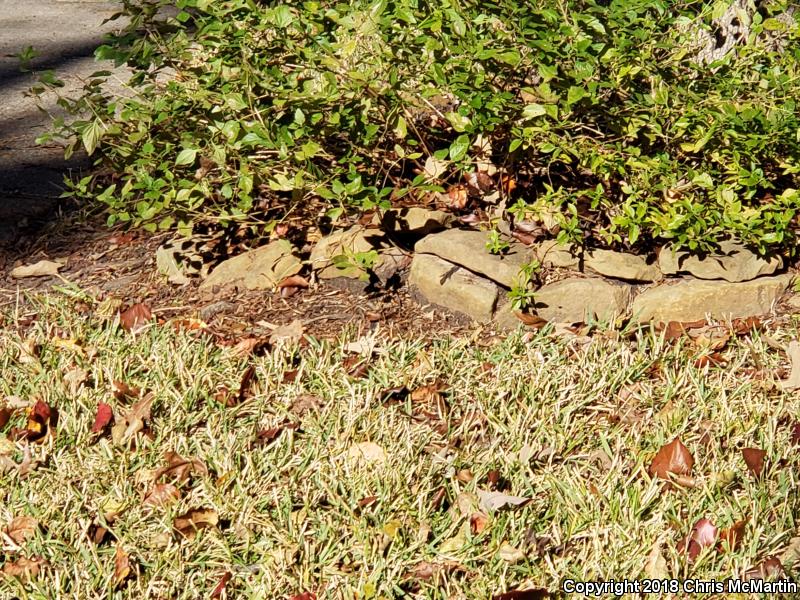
[0,213,476,341]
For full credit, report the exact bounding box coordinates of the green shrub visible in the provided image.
[38,0,800,255]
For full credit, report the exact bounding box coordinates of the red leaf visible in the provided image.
[289,593,316,600]
[0,407,11,430]
[742,447,766,478]
[791,421,800,446]
[119,303,153,333]
[678,517,717,562]
[210,571,232,599]
[745,556,785,581]
[92,403,114,434]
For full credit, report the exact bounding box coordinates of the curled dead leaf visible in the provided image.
[113,543,132,588]
[718,519,747,553]
[745,556,785,581]
[476,488,529,512]
[173,507,219,540]
[119,303,153,333]
[153,450,208,484]
[143,483,181,508]
[91,402,114,435]
[110,393,154,446]
[1,556,47,580]
[111,380,141,401]
[5,515,38,545]
[211,571,233,598]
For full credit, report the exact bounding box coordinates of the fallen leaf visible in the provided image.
[143,483,181,508]
[476,489,529,512]
[693,352,727,368]
[63,367,88,397]
[153,450,208,484]
[516,312,548,329]
[91,403,114,434]
[11,260,62,279]
[289,593,316,600]
[5,516,38,545]
[678,517,717,562]
[379,385,410,404]
[718,519,747,553]
[236,365,257,404]
[497,542,525,563]
[278,275,309,298]
[780,340,800,390]
[470,512,489,534]
[169,317,208,332]
[343,355,370,378]
[744,556,785,581]
[16,444,39,477]
[269,319,305,345]
[493,589,550,600]
[13,400,55,442]
[111,380,141,400]
[648,438,694,483]
[211,571,233,598]
[732,316,762,335]
[1,556,46,580]
[173,507,219,540]
[111,393,154,446]
[347,442,387,465]
[230,336,269,357]
[662,319,706,342]
[644,541,670,579]
[113,543,131,588]
[742,447,766,478]
[119,303,153,333]
[0,407,10,431]
[289,394,322,417]
[447,184,469,209]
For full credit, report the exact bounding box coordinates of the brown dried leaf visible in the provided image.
[119,303,153,333]
[289,394,322,417]
[742,447,766,478]
[143,483,181,508]
[648,438,694,482]
[745,556,785,581]
[477,489,529,512]
[732,316,763,335]
[718,519,747,553]
[5,516,38,545]
[0,407,10,431]
[237,365,257,404]
[230,336,269,357]
[447,184,468,209]
[113,543,131,588]
[111,380,141,401]
[516,312,547,329]
[173,507,219,540]
[111,393,154,446]
[153,450,208,484]
[662,319,706,342]
[289,593,316,600]
[211,571,233,599]
[2,556,46,580]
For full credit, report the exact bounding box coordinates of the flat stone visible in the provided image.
[493,301,523,331]
[310,225,389,279]
[658,241,782,282]
[531,240,579,269]
[379,207,455,234]
[585,249,661,282]
[415,229,531,288]
[409,254,500,322]
[533,277,633,323]
[631,274,794,323]
[199,240,301,292]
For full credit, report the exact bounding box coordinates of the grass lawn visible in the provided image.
[1,289,800,598]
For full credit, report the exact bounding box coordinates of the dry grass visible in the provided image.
[1,289,800,599]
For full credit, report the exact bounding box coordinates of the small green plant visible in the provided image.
[508,259,540,311]
[485,230,511,255]
[331,249,379,280]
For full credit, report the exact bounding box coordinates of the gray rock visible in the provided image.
[531,240,579,269]
[155,245,191,285]
[380,207,454,234]
[493,301,523,331]
[533,277,633,323]
[415,229,531,288]
[658,241,782,282]
[199,240,301,292]
[409,254,500,322]
[631,274,794,323]
[310,225,389,279]
[585,249,661,282]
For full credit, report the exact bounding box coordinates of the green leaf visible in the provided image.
[175,148,198,167]
[523,103,547,119]
[81,119,104,155]
[567,86,586,106]
[448,134,470,162]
